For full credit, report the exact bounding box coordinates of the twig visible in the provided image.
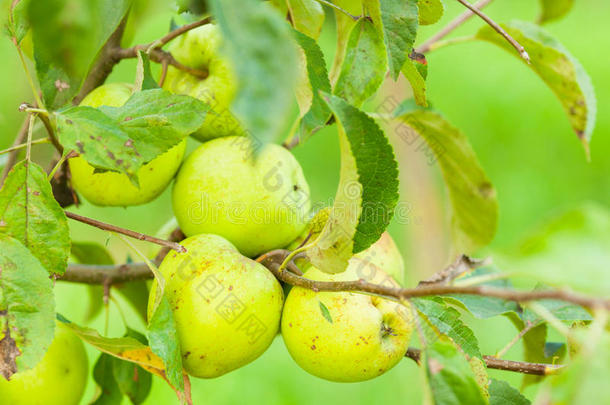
[36,112,63,154]
[454,0,530,62]
[495,321,535,358]
[314,0,360,21]
[419,254,489,286]
[115,47,208,79]
[65,211,186,253]
[152,18,212,48]
[61,262,155,284]
[0,138,50,156]
[416,0,494,54]
[405,348,563,375]
[1,116,30,183]
[62,251,610,310]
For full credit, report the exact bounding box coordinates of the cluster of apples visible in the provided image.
[1,25,414,404]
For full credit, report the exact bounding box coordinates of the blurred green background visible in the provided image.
[1,0,608,403]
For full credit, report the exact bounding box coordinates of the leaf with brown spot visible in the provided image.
[0,161,70,275]
[0,235,55,379]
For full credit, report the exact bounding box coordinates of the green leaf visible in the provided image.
[0,160,70,275]
[92,354,123,405]
[28,0,132,109]
[287,0,325,39]
[424,338,488,405]
[445,268,520,319]
[515,322,566,389]
[176,0,207,15]
[401,57,427,106]
[294,30,332,138]
[364,0,419,79]
[318,301,333,324]
[329,0,362,82]
[7,0,31,44]
[55,88,207,184]
[334,18,387,107]
[537,0,574,25]
[134,51,159,91]
[496,203,610,295]
[418,0,444,26]
[113,356,152,405]
[476,21,596,149]
[306,93,399,273]
[535,321,610,405]
[210,0,298,146]
[393,103,498,253]
[489,379,530,405]
[148,295,183,392]
[414,297,482,359]
[0,235,55,378]
[521,294,592,324]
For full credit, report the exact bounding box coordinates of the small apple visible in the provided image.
[281,265,413,382]
[354,232,406,286]
[172,136,311,257]
[163,24,241,142]
[0,325,88,405]
[68,82,187,207]
[148,233,284,378]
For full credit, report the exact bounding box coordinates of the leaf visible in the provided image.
[333,18,387,107]
[0,235,55,379]
[401,57,427,106]
[7,0,31,44]
[445,268,520,319]
[418,0,444,26]
[28,0,132,109]
[287,0,325,39]
[134,51,159,91]
[305,93,399,273]
[489,379,530,405]
[318,301,333,324]
[535,322,610,405]
[476,21,596,149]
[414,297,482,359]
[55,88,207,185]
[113,356,152,405]
[0,160,70,275]
[521,293,592,324]
[364,0,419,79]
[516,323,566,389]
[537,0,574,25]
[92,354,123,405]
[424,338,488,405]
[329,0,362,82]
[496,203,610,295]
[147,294,183,392]
[210,0,298,146]
[393,102,498,253]
[294,30,332,138]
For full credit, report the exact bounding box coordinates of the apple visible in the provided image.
[353,232,406,286]
[148,233,284,378]
[0,325,88,405]
[163,24,241,142]
[281,265,413,382]
[172,136,311,257]
[68,82,187,206]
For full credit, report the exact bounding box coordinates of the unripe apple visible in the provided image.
[68,83,187,206]
[163,24,240,142]
[148,233,284,378]
[172,136,311,257]
[0,325,88,405]
[281,265,413,382]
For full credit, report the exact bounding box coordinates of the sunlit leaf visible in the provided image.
[287,0,325,39]
[419,0,444,25]
[537,0,574,25]
[489,379,530,405]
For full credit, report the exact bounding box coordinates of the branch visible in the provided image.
[115,47,208,79]
[61,261,155,285]
[454,0,530,62]
[405,348,562,376]
[416,0,494,54]
[65,211,186,253]
[152,17,212,48]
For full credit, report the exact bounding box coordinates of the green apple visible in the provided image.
[281,265,413,382]
[172,136,311,257]
[68,82,187,206]
[0,325,88,405]
[354,232,406,286]
[148,233,284,378]
[163,24,240,142]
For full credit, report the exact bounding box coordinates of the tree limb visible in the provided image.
[65,211,186,253]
